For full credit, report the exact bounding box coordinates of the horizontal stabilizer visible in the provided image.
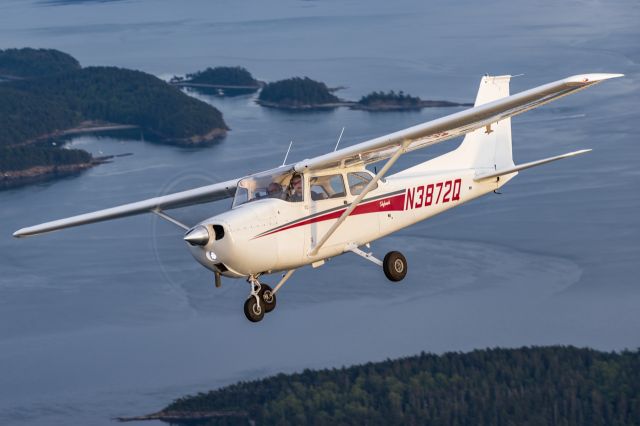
[473,149,591,181]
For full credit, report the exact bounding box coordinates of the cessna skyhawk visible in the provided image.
[14,73,622,322]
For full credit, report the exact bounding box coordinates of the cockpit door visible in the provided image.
[305,173,350,254]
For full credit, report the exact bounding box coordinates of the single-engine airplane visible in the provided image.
[14,73,622,322]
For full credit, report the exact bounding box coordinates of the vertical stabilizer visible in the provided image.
[455,75,515,173]
[395,74,516,176]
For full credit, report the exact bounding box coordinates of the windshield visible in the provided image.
[233,169,304,207]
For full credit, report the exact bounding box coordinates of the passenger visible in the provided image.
[267,182,284,199]
[287,174,303,202]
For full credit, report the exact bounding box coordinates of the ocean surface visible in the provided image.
[0,0,639,424]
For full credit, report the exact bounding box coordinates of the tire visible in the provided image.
[243,297,265,322]
[383,251,407,282]
[258,284,277,313]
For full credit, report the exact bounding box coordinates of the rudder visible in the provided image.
[455,75,515,173]
[396,75,516,177]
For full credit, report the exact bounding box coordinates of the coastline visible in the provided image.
[0,161,99,190]
[2,123,227,190]
[172,81,263,90]
[116,410,248,423]
[255,99,472,111]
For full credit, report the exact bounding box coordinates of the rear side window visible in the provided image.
[348,171,377,195]
[309,174,346,201]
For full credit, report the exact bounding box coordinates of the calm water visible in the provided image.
[0,0,639,424]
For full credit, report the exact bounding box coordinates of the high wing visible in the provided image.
[13,178,239,237]
[293,73,623,172]
[14,73,622,238]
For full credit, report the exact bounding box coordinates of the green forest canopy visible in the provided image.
[176,66,259,87]
[358,90,422,107]
[1,49,229,173]
[0,48,80,78]
[258,77,340,106]
[162,346,640,426]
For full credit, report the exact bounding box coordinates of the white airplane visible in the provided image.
[14,73,622,322]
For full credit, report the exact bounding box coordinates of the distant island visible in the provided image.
[256,76,471,111]
[353,90,473,111]
[170,66,262,96]
[256,77,343,110]
[118,346,640,425]
[171,66,472,111]
[0,48,229,189]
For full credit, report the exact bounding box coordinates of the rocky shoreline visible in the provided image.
[116,410,249,423]
[1,123,226,190]
[255,99,353,110]
[351,100,473,111]
[255,99,472,111]
[0,161,99,190]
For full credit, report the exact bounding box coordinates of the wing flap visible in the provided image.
[13,178,239,237]
[293,73,622,172]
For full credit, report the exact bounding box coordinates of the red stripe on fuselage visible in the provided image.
[254,192,405,239]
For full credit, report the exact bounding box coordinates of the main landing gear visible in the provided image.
[383,251,408,282]
[346,244,408,283]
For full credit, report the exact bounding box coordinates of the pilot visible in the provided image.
[287,174,303,202]
[267,182,284,199]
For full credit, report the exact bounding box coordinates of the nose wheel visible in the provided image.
[244,297,264,323]
[258,284,276,313]
[244,277,277,323]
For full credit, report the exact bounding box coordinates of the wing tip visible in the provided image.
[13,229,27,238]
[565,73,624,84]
[569,148,592,156]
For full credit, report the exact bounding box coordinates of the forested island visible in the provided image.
[0,48,228,188]
[353,90,473,111]
[118,346,640,425]
[170,66,262,96]
[256,76,471,111]
[256,77,344,110]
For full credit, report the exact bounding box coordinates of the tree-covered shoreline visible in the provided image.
[118,346,640,425]
[255,76,471,111]
[171,66,261,88]
[0,48,229,188]
[353,90,472,111]
[257,77,343,110]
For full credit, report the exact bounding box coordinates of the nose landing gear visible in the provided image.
[243,275,278,323]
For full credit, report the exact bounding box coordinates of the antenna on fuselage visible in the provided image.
[282,140,293,166]
[334,127,345,151]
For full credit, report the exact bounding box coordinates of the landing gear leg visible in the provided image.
[243,276,264,323]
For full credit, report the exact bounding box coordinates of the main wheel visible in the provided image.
[258,284,277,313]
[243,296,265,322]
[383,251,407,282]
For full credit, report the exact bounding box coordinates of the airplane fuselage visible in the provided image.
[188,167,514,278]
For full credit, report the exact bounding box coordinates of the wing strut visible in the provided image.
[152,209,190,230]
[308,143,407,256]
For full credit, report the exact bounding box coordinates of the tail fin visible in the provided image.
[398,75,515,175]
[454,75,515,173]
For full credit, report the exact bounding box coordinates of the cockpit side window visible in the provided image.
[284,174,304,203]
[309,174,346,201]
[348,171,376,195]
[233,170,304,207]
